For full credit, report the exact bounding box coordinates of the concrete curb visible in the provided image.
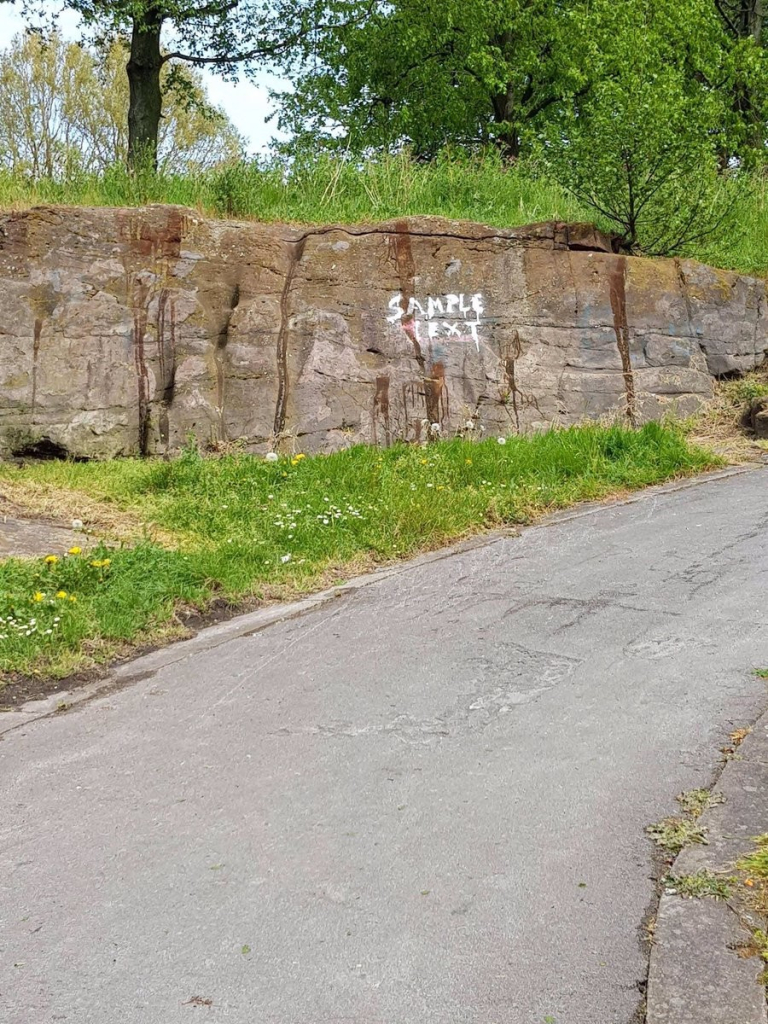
[646,708,768,1024]
[0,463,756,738]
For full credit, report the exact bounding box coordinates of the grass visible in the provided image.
[0,422,717,681]
[664,870,735,900]
[2,150,768,275]
[677,788,725,819]
[646,816,709,854]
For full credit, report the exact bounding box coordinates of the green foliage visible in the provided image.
[646,816,709,853]
[0,423,715,678]
[677,789,725,819]
[664,870,735,900]
[277,0,590,159]
[738,834,768,879]
[540,0,744,253]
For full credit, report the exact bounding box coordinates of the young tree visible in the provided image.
[275,0,591,160]
[540,0,740,253]
[0,32,243,177]
[7,0,367,170]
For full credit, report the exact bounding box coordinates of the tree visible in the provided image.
[0,32,244,177]
[6,0,368,170]
[540,0,741,253]
[713,1,768,155]
[275,0,591,160]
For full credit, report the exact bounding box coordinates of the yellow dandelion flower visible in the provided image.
[44,555,58,565]
[69,596,78,603]
[33,592,45,602]
[295,453,306,461]
[68,546,82,556]
[103,558,111,567]
[55,590,68,599]
[465,458,473,465]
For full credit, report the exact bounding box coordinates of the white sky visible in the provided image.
[0,4,286,154]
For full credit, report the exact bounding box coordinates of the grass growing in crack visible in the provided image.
[0,422,716,680]
[677,788,725,819]
[664,870,735,900]
[755,669,768,679]
[646,817,709,853]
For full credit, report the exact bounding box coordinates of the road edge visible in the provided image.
[646,705,768,1024]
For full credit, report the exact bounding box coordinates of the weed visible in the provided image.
[663,870,735,900]
[755,669,768,679]
[677,789,725,819]
[646,817,708,853]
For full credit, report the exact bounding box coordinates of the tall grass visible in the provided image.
[0,150,766,273]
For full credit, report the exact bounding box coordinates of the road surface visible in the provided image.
[2,469,768,1024]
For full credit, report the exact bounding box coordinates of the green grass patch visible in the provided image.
[664,870,735,900]
[0,422,717,680]
[646,816,709,853]
[677,788,725,819]
[2,151,768,275]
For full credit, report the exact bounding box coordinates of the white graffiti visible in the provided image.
[387,292,485,350]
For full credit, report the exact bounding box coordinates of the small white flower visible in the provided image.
[280,553,292,564]
[497,436,507,445]
[465,420,475,431]
[265,452,279,462]
[71,518,84,531]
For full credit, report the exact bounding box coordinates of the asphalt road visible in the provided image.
[2,469,768,1024]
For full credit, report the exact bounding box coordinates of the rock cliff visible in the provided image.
[0,205,765,458]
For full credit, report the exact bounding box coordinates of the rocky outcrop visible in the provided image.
[0,205,765,458]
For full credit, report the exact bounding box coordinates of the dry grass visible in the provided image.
[687,369,768,462]
[0,476,179,548]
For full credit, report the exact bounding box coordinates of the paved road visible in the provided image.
[2,470,768,1024]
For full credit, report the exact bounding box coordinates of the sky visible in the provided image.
[0,4,286,154]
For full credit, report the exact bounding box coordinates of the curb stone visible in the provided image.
[646,710,768,1024]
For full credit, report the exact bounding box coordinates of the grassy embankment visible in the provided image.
[0,423,717,681]
[1,152,768,275]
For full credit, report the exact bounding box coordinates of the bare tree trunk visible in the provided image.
[127,10,163,172]
[491,83,520,160]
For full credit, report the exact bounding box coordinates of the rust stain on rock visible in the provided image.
[119,208,186,260]
[608,256,637,425]
[424,360,448,428]
[31,317,42,423]
[132,277,151,455]
[389,219,449,433]
[274,239,306,437]
[156,289,177,447]
[373,374,391,446]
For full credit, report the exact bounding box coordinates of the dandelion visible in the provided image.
[68,546,82,556]
[465,458,473,466]
[56,591,68,600]
[71,518,84,531]
[497,437,507,445]
[69,596,77,603]
[44,555,58,565]
[33,592,45,602]
[294,453,306,461]
[280,554,292,564]
[265,452,279,462]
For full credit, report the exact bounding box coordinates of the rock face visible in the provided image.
[0,205,766,458]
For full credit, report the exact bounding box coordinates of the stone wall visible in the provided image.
[0,205,765,458]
